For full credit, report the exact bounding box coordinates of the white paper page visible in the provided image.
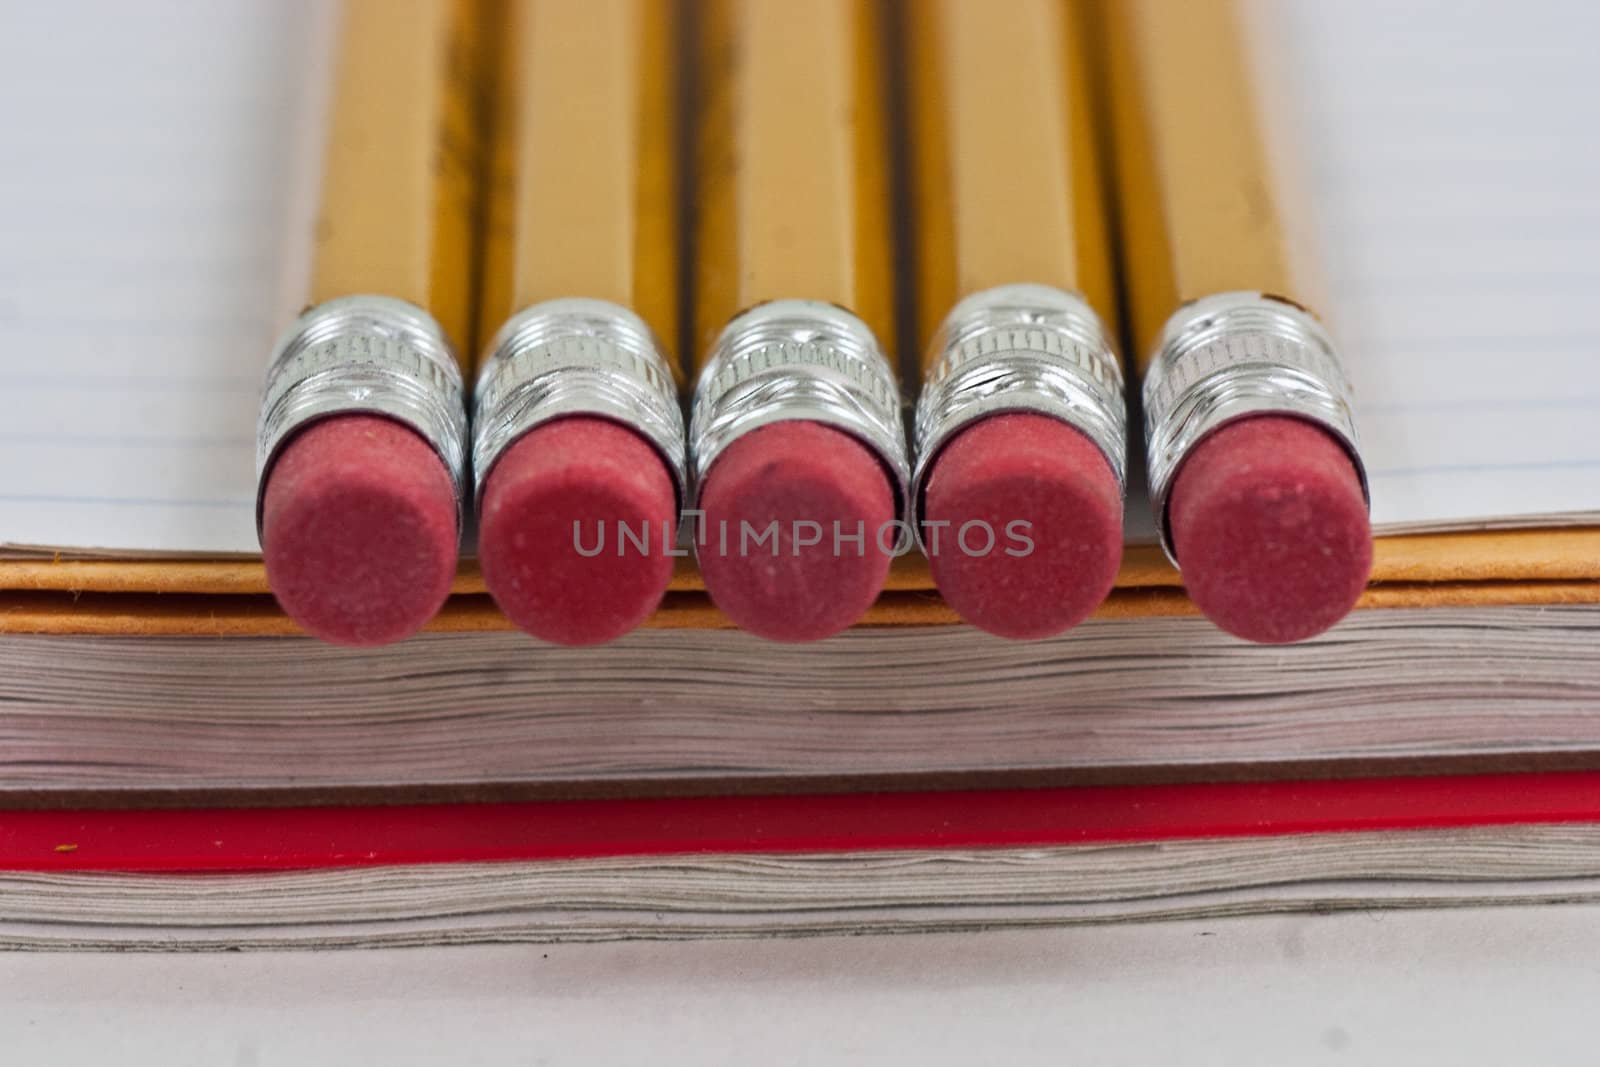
[4,907,1600,1065]
[0,0,332,556]
[1253,0,1600,533]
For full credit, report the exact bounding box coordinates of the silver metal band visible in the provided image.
[472,298,687,513]
[690,300,910,519]
[254,294,468,539]
[1142,291,1369,562]
[911,284,1126,536]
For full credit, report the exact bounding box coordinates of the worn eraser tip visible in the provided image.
[478,416,677,647]
[1169,415,1372,644]
[697,420,895,642]
[262,414,458,647]
[923,413,1122,640]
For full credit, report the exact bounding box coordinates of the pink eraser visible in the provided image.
[261,414,458,647]
[477,416,677,647]
[1168,415,1372,644]
[697,420,895,642]
[922,412,1122,639]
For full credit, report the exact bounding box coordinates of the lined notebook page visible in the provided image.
[0,1,332,556]
[1251,0,1600,534]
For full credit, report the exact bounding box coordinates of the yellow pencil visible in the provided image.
[471,0,686,647]
[1098,0,1372,644]
[906,0,1126,640]
[689,0,909,642]
[255,0,495,647]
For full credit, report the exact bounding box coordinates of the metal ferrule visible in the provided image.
[471,298,687,513]
[690,300,910,519]
[911,284,1126,540]
[1142,291,1370,563]
[254,294,468,539]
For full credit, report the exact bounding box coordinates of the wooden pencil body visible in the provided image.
[693,0,894,367]
[310,0,494,357]
[1098,0,1370,640]
[479,0,679,368]
[907,0,1115,366]
[903,0,1128,524]
[1099,0,1299,369]
[256,0,496,533]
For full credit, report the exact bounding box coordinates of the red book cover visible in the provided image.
[5,771,1600,873]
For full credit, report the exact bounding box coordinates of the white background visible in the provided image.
[4,905,1597,1065]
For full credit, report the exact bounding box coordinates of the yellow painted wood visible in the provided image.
[479,0,681,374]
[693,0,895,366]
[907,0,1116,365]
[1098,0,1301,368]
[309,0,494,359]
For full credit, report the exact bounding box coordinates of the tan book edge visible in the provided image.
[3,528,1597,597]
[2,576,1597,637]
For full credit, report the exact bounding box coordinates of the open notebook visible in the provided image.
[0,1,332,558]
[0,0,1597,557]
[1252,0,1600,535]
[0,1,1597,800]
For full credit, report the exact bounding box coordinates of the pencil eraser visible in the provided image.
[923,413,1122,639]
[1168,415,1372,644]
[478,416,678,647]
[697,420,895,642]
[261,414,458,647]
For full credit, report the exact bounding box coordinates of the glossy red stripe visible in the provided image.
[4,771,1600,872]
